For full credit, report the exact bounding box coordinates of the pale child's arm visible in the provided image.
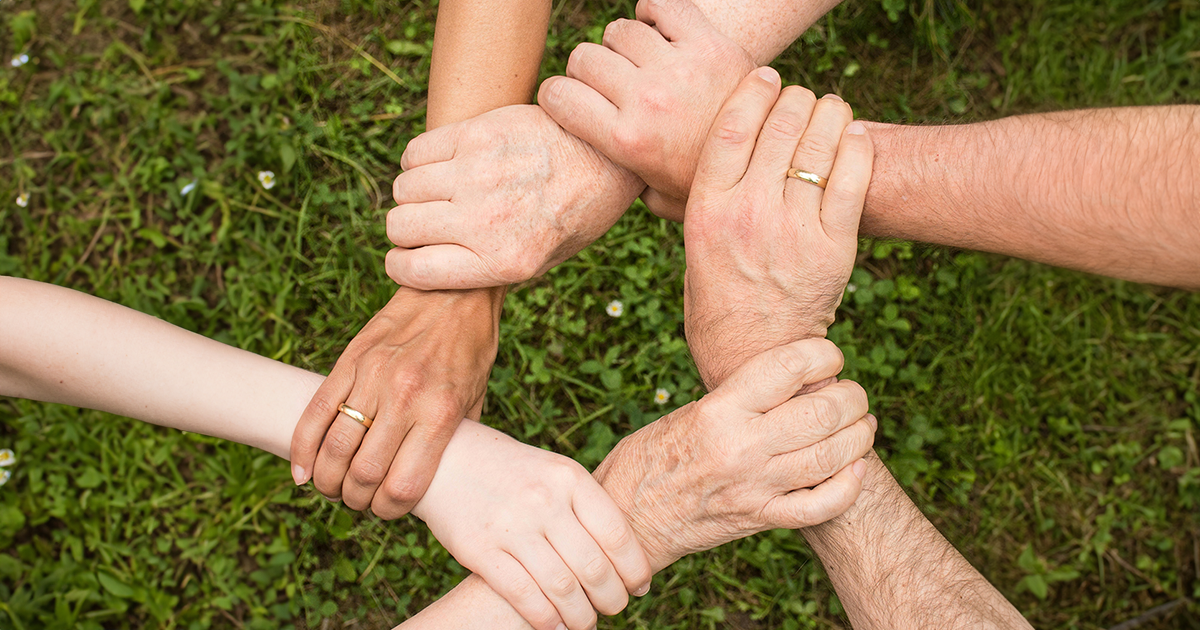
[0,275,650,630]
[0,276,318,456]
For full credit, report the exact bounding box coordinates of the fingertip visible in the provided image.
[292,463,309,486]
[852,458,867,479]
[754,66,779,86]
[846,120,867,136]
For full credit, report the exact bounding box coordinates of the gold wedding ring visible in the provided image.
[338,403,374,429]
[787,168,829,189]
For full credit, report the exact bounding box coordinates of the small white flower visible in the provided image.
[654,388,670,405]
[257,170,276,190]
[180,180,197,196]
[605,300,624,318]
[15,193,29,207]
[0,448,14,488]
[10,53,29,68]
[846,283,858,293]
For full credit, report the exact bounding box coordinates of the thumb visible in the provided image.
[712,338,845,415]
[635,0,713,43]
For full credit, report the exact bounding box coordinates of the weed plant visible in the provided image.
[1,0,1198,628]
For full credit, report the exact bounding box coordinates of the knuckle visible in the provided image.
[772,343,812,378]
[382,475,424,507]
[601,19,626,45]
[322,428,360,460]
[611,123,648,155]
[602,518,636,552]
[808,395,840,434]
[582,553,613,585]
[548,570,579,598]
[811,440,838,476]
[347,458,388,488]
[712,109,751,145]
[764,113,803,139]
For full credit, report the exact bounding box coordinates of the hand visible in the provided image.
[289,287,502,519]
[683,68,872,387]
[413,420,652,630]
[385,104,645,290]
[538,0,756,220]
[593,338,874,570]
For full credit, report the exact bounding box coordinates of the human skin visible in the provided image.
[289,0,552,527]
[0,275,647,630]
[541,0,1200,289]
[0,276,872,629]
[680,66,1034,629]
[385,0,838,290]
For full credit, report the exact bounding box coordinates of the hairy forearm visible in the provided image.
[801,454,1031,629]
[861,106,1200,289]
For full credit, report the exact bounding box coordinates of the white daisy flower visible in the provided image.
[10,53,29,68]
[180,180,197,196]
[605,300,624,318]
[15,193,29,207]
[257,170,276,190]
[654,388,670,405]
[0,448,14,487]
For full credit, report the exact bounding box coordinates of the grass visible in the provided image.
[1,0,1199,628]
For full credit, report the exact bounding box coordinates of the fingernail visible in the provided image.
[325,495,339,503]
[822,93,843,102]
[755,66,779,84]
[292,464,308,485]
[852,460,867,479]
[866,413,878,430]
[556,624,567,630]
[846,121,866,135]
[634,583,651,597]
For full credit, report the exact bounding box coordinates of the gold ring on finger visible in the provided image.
[787,168,829,189]
[338,403,374,429]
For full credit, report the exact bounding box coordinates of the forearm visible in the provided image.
[861,106,1200,289]
[800,454,1031,629]
[691,0,842,64]
[427,0,550,128]
[0,277,318,458]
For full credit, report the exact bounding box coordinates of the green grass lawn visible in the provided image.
[2,0,1198,628]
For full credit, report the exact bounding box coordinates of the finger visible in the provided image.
[757,379,870,455]
[538,76,620,158]
[691,66,781,196]
[785,93,853,210]
[370,405,462,519]
[385,245,504,291]
[635,0,711,43]
[399,124,460,171]
[386,201,463,248]
[290,364,355,485]
[641,187,687,222]
[391,161,458,205]
[515,541,597,630]
[766,415,876,490]
[574,480,653,597]
[565,43,638,106]
[546,523,629,616]
[339,398,413,512]
[713,338,844,414]
[760,458,867,529]
[602,18,671,66]
[741,85,818,192]
[476,551,565,630]
[311,395,376,501]
[820,121,873,241]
